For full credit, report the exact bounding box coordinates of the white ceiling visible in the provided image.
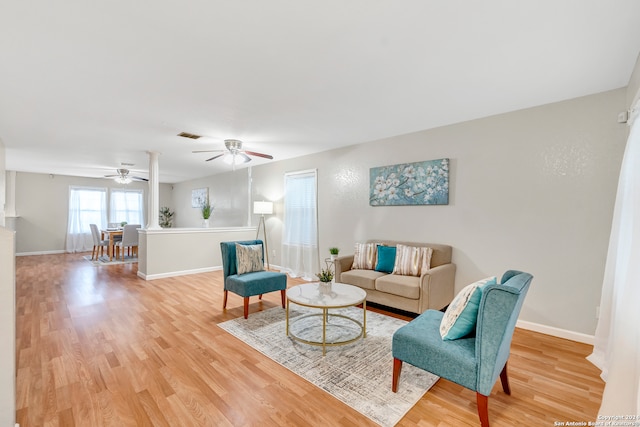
[2,1,640,183]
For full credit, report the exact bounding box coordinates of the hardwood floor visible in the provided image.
[15,254,604,426]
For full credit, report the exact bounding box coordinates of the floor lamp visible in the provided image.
[254,201,273,270]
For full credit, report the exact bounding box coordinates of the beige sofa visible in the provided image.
[334,240,456,314]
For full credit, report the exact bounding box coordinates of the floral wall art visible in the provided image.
[369,158,449,206]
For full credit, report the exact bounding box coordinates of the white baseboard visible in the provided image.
[16,250,66,256]
[138,266,222,281]
[516,320,594,345]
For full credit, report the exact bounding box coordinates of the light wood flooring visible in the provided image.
[15,253,604,426]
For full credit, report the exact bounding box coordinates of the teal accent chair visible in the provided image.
[392,270,533,427]
[220,240,287,319]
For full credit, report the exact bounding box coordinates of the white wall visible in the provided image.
[13,172,172,254]
[627,51,640,106]
[250,88,627,336]
[0,228,15,427]
[0,138,5,228]
[171,168,250,228]
[0,138,16,427]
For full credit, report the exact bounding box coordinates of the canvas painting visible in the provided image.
[191,188,208,208]
[370,158,449,206]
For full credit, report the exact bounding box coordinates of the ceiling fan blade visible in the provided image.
[205,153,225,162]
[131,176,149,182]
[192,150,224,153]
[244,150,273,160]
[104,174,119,178]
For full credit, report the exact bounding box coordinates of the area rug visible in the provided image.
[218,306,439,427]
[82,254,138,266]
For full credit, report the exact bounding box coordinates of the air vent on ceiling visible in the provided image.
[178,132,202,140]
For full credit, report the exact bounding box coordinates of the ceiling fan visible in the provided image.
[104,168,148,184]
[192,139,274,165]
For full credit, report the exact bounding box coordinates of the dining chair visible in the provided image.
[115,224,141,260]
[89,224,109,260]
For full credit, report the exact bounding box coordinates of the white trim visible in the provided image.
[138,266,221,281]
[139,226,256,235]
[136,263,283,281]
[16,250,66,256]
[516,320,594,345]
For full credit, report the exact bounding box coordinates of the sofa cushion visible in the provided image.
[339,269,385,290]
[375,274,421,299]
[375,245,396,273]
[351,242,378,270]
[440,276,497,340]
[393,244,433,276]
[235,243,264,275]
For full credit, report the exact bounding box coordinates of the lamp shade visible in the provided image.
[253,201,273,215]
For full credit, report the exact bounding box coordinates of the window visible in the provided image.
[110,189,144,225]
[66,187,107,252]
[281,169,319,279]
[66,186,145,253]
[68,187,107,234]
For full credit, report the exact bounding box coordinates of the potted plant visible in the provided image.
[329,247,340,261]
[316,261,335,294]
[159,207,174,228]
[120,221,127,228]
[201,199,213,227]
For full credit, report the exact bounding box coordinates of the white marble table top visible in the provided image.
[287,282,366,308]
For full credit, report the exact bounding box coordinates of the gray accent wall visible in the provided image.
[170,167,250,228]
[12,172,173,254]
[249,88,627,336]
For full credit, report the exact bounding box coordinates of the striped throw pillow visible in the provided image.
[392,244,433,276]
[351,243,377,270]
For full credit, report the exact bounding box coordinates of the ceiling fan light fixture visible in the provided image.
[115,175,132,184]
[222,152,251,165]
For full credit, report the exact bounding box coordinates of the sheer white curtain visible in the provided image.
[587,99,640,415]
[66,187,107,253]
[110,189,144,225]
[281,169,319,280]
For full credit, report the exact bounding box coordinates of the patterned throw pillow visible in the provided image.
[351,242,377,270]
[392,244,433,276]
[235,243,264,275]
[439,276,497,340]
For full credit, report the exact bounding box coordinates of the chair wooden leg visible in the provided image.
[500,363,511,395]
[392,358,403,392]
[223,290,228,309]
[259,294,263,300]
[243,297,249,319]
[476,393,490,427]
[280,290,286,308]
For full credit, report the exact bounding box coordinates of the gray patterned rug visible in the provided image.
[218,306,439,427]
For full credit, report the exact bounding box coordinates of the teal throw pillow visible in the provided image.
[439,276,498,340]
[375,245,396,273]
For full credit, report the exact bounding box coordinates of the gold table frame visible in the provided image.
[286,283,367,356]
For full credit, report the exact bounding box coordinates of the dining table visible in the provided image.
[101,228,123,261]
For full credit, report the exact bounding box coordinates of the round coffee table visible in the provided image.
[286,282,367,356]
